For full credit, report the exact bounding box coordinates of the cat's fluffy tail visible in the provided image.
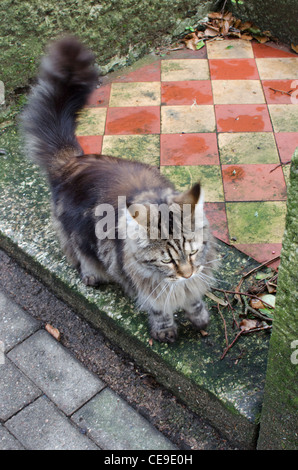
[20,36,98,176]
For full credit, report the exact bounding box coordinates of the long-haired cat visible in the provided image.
[20,37,218,342]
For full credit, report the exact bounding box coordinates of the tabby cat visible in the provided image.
[21,37,218,342]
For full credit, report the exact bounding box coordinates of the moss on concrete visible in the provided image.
[257,149,298,450]
[0,0,215,98]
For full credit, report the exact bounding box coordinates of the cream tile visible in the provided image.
[161,59,209,81]
[268,104,298,132]
[207,39,254,59]
[218,132,279,164]
[161,105,216,134]
[256,58,298,79]
[109,82,161,107]
[76,108,107,136]
[212,80,265,104]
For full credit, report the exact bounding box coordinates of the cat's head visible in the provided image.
[124,183,211,282]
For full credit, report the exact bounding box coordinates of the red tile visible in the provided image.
[77,135,103,154]
[252,42,296,58]
[222,164,287,201]
[105,107,160,135]
[161,81,213,105]
[160,133,219,165]
[113,61,161,82]
[262,80,297,104]
[234,243,282,268]
[215,104,272,132]
[87,85,111,107]
[275,132,298,163]
[209,59,259,80]
[204,202,229,244]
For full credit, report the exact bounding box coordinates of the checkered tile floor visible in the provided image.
[76,39,298,267]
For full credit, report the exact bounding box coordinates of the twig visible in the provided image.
[221,325,272,360]
[269,87,294,96]
[270,160,291,173]
[217,303,229,347]
[224,292,239,328]
[242,255,280,278]
[211,287,275,309]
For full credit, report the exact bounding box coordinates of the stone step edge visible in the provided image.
[0,232,258,449]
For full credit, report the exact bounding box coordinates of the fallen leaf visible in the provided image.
[240,318,259,331]
[208,12,224,19]
[184,32,199,50]
[291,43,298,54]
[200,329,209,337]
[226,45,234,50]
[221,19,231,36]
[223,11,233,21]
[254,35,270,44]
[205,27,219,37]
[206,291,228,307]
[239,21,253,31]
[250,298,265,310]
[260,294,276,308]
[148,338,153,347]
[45,323,61,341]
[255,272,272,280]
[241,33,253,41]
[196,40,205,50]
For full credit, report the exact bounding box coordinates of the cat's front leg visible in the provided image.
[184,298,210,331]
[148,309,177,343]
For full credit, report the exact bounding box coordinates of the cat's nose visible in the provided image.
[179,263,193,279]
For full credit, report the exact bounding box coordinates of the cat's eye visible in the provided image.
[190,249,198,256]
[161,258,172,264]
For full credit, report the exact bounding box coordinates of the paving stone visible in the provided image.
[72,388,176,450]
[0,424,24,450]
[5,396,99,450]
[0,357,41,421]
[8,330,105,415]
[0,290,39,351]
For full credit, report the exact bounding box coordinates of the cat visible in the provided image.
[20,36,218,343]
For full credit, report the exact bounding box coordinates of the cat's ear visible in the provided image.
[173,182,203,207]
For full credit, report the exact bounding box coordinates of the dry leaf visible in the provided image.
[240,319,259,331]
[234,19,242,29]
[208,12,224,19]
[250,298,264,310]
[45,323,61,341]
[241,33,253,41]
[223,12,233,21]
[205,27,219,37]
[291,43,298,54]
[200,329,209,337]
[148,338,153,347]
[239,21,253,31]
[221,20,231,36]
[254,35,270,44]
[206,291,228,307]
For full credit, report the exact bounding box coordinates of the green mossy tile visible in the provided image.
[76,108,107,136]
[160,165,224,202]
[218,132,280,164]
[109,82,160,107]
[102,135,159,166]
[268,105,298,132]
[226,202,287,244]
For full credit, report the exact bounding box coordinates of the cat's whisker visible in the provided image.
[139,280,164,310]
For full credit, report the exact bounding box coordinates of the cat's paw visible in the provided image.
[151,325,178,343]
[188,307,210,330]
[81,274,101,287]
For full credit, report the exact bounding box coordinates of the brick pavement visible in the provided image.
[0,290,176,450]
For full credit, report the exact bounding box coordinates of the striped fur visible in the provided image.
[20,37,218,342]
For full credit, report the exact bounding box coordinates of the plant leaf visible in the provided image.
[196,40,205,50]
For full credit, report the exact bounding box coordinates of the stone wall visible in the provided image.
[257,149,298,450]
[229,0,298,46]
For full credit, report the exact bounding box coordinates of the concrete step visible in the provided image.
[0,125,271,448]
